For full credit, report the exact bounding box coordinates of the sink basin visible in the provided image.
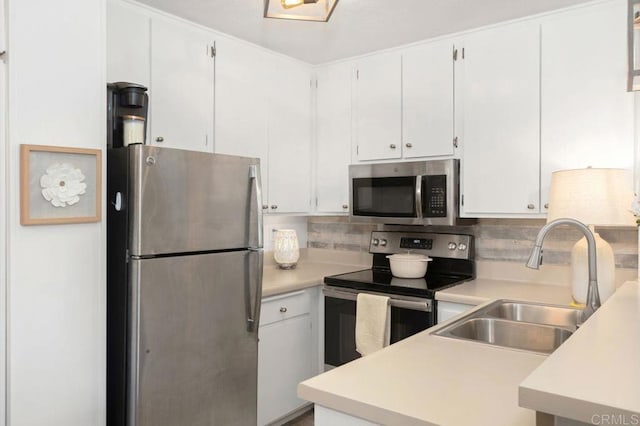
[485,301,582,331]
[434,299,581,354]
[441,317,573,354]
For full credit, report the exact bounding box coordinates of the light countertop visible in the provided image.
[519,280,640,423]
[298,301,548,425]
[292,253,639,425]
[436,278,574,306]
[262,248,370,298]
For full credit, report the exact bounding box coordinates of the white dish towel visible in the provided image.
[355,293,390,357]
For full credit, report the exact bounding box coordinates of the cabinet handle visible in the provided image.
[279,307,287,313]
[271,205,278,210]
[405,143,413,148]
[342,204,349,209]
[262,205,269,210]
[390,144,396,149]
[527,204,535,210]
[155,136,164,142]
[544,203,549,209]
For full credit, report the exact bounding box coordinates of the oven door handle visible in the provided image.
[323,288,432,312]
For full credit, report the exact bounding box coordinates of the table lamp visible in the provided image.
[546,168,635,305]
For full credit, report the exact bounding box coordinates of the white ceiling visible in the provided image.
[136,0,595,64]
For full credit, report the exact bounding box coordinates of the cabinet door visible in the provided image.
[215,36,270,205]
[354,52,402,161]
[150,18,214,152]
[106,0,150,88]
[402,40,455,158]
[540,2,634,211]
[461,23,540,215]
[316,62,352,213]
[266,57,312,213]
[258,314,313,426]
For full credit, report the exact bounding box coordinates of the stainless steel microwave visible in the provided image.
[349,159,460,226]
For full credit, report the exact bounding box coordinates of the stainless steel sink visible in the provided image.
[441,317,573,354]
[434,300,581,354]
[484,301,582,331]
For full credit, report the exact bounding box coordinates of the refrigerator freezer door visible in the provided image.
[128,250,261,426]
[128,145,262,256]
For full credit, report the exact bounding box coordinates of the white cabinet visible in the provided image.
[106,0,151,88]
[315,62,352,213]
[539,1,634,210]
[267,58,312,213]
[437,301,475,323]
[215,39,311,214]
[258,289,320,426]
[215,36,270,203]
[460,22,541,216]
[149,18,215,152]
[354,52,402,161]
[402,39,455,159]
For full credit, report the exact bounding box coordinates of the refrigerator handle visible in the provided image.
[246,248,263,332]
[249,164,264,249]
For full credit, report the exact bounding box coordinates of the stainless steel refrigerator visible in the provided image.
[107,145,263,426]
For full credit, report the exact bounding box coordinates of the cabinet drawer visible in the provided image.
[260,290,311,327]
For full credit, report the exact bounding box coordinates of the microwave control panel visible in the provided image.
[422,175,447,217]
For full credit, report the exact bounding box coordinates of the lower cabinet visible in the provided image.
[258,288,321,425]
[436,301,475,323]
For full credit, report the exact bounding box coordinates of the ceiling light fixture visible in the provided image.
[264,0,339,22]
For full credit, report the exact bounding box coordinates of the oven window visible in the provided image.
[352,176,416,217]
[325,296,434,367]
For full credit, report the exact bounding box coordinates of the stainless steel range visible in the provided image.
[323,231,475,367]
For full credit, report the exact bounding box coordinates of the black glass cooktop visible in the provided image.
[324,268,472,298]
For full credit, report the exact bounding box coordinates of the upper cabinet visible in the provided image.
[539,1,634,211]
[353,52,402,161]
[460,22,541,216]
[315,62,352,213]
[266,57,312,213]
[106,0,150,87]
[402,39,455,158]
[215,36,312,213]
[149,18,215,152]
[215,36,270,203]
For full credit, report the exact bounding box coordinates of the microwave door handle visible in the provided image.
[415,176,423,219]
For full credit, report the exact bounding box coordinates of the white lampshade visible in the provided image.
[547,168,635,226]
[546,168,635,305]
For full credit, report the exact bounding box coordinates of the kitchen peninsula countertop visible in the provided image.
[297,257,640,425]
[262,248,370,298]
[299,300,548,425]
[519,280,640,423]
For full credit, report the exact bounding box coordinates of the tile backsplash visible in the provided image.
[307,216,639,269]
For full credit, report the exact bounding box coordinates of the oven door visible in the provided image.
[323,287,435,368]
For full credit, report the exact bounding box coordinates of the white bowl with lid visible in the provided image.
[386,253,433,278]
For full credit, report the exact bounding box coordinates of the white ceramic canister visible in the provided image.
[273,229,300,269]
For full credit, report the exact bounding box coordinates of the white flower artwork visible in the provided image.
[40,162,87,207]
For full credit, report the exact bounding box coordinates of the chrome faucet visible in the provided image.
[526,218,601,324]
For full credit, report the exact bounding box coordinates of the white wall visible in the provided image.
[5,0,106,425]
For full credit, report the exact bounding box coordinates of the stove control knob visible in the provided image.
[458,243,468,251]
[372,238,379,246]
[379,239,388,247]
[448,242,457,250]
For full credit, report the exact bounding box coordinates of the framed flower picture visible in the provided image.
[20,144,102,225]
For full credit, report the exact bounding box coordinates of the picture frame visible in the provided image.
[20,144,102,225]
